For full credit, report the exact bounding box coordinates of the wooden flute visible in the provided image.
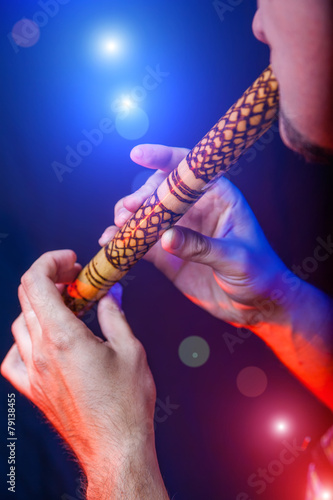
[63,66,279,317]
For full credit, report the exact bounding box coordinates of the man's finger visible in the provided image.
[99,225,119,247]
[114,170,167,227]
[1,344,31,398]
[114,145,189,228]
[97,284,136,350]
[11,312,33,363]
[20,250,83,330]
[130,144,189,172]
[121,171,166,211]
[161,226,237,273]
[17,285,42,345]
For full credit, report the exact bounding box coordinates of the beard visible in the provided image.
[279,107,333,165]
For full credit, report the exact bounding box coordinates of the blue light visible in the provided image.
[102,37,121,55]
[115,107,149,141]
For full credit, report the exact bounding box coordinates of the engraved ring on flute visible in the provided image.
[63,66,279,317]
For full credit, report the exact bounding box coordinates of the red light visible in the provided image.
[272,419,289,434]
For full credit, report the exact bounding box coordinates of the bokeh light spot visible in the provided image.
[97,34,123,59]
[178,336,210,368]
[115,107,149,141]
[272,419,289,435]
[121,96,135,109]
[12,19,40,48]
[277,422,286,432]
[104,39,119,53]
[236,366,268,398]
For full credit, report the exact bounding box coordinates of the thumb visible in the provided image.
[161,226,234,272]
[97,284,134,348]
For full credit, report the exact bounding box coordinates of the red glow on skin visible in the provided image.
[184,293,213,310]
[183,292,245,328]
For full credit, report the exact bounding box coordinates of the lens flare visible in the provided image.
[276,421,287,432]
[121,96,134,109]
[104,39,119,53]
[96,34,123,58]
[272,419,290,435]
[115,107,149,140]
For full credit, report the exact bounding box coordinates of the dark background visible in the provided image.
[0,1,332,499]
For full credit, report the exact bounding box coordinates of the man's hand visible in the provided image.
[100,144,333,411]
[1,250,169,500]
[100,144,292,328]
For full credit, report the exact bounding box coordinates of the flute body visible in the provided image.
[63,66,279,316]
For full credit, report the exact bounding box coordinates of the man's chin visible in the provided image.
[279,110,333,165]
[279,117,299,154]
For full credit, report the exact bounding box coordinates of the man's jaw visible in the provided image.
[279,107,333,164]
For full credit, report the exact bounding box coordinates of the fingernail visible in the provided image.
[163,228,184,250]
[131,147,143,159]
[99,232,109,246]
[117,209,129,226]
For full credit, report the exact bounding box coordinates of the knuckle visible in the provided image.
[11,317,20,336]
[11,314,27,340]
[41,252,58,276]
[36,251,55,269]
[47,329,74,351]
[53,335,71,351]
[21,269,35,291]
[43,315,78,351]
[133,338,145,355]
[191,233,212,259]
[128,337,146,359]
[0,357,14,381]
[136,343,148,365]
[114,198,124,213]
[21,252,56,290]
[32,351,48,372]
[145,371,156,397]
[122,194,131,205]
[0,359,8,378]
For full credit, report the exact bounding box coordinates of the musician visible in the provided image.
[2,0,333,498]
